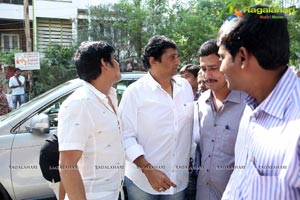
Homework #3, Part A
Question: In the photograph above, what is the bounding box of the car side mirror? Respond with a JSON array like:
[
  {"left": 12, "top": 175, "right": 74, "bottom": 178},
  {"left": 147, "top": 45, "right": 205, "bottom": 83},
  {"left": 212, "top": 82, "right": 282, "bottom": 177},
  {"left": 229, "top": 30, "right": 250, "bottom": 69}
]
[{"left": 25, "top": 113, "right": 50, "bottom": 135}]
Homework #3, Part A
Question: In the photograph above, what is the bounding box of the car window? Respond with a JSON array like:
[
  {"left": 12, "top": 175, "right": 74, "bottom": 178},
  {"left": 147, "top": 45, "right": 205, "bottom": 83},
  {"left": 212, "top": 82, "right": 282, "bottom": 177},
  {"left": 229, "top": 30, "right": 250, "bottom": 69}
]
[
  {"left": 14, "top": 93, "right": 72, "bottom": 134},
  {"left": 0, "top": 80, "right": 79, "bottom": 123},
  {"left": 114, "top": 80, "right": 129, "bottom": 102},
  {"left": 114, "top": 79, "right": 138, "bottom": 102}
]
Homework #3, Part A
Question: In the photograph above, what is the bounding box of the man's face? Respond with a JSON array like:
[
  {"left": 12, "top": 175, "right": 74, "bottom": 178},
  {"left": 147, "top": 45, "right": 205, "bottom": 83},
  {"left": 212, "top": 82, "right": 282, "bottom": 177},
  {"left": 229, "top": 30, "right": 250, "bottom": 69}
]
[
  {"left": 197, "top": 72, "right": 207, "bottom": 93},
  {"left": 199, "top": 54, "right": 227, "bottom": 92},
  {"left": 109, "top": 53, "right": 122, "bottom": 83},
  {"left": 15, "top": 70, "right": 21, "bottom": 76},
  {"left": 154, "top": 48, "right": 180, "bottom": 77},
  {"left": 180, "top": 71, "right": 198, "bottom": 91},
  {"left": 218, "top": 45, "right": 241, "bottom": 90}
]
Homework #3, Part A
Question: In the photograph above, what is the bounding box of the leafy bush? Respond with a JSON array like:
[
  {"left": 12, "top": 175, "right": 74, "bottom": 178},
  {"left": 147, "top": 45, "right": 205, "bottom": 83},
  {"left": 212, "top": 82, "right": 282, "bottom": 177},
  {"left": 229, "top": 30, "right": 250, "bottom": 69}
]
[
  {"left": 32, "top": 44, "right": 78, "bottom": 98},
  {"left": 0, "top": 49, "right": 23, "bottom": 66}
]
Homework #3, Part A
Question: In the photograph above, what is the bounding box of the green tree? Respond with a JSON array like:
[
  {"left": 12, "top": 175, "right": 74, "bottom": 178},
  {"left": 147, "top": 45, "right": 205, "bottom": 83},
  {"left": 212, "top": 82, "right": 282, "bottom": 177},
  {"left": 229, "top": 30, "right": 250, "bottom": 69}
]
[
  {"left": 168, "top": 0, "right": 225, "bottom": 64},
  {"left": 32, "top": 44, "right": 77, "bottom": 98},
  {"left": 85, "top": 0, "right": 299, "bottom": 68},
  {"left": 0, "top": 49, "right": 23, "bottom": 66},
  {"left": 115, "top": 0, "right": 145, "bottom": 59},
  {"left": 288, "top": 7, "right": 300, "bottom": 69}
]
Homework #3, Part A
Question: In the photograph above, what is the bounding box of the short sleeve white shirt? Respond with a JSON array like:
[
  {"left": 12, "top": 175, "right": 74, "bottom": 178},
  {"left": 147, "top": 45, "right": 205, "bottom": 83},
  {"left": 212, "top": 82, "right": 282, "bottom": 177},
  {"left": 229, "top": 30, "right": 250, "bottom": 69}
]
[{"left": 58, "top": 82, "right": 125, "bottom": 200}]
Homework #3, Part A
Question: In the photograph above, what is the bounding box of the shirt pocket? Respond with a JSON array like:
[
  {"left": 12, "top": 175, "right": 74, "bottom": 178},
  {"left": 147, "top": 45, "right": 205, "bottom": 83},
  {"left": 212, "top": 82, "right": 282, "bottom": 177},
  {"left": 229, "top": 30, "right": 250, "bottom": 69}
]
[
  {"left": 178, "top": 102, "right": 194, "bottom": 122},
  {"left": 221, "top": 127, "right": 238, "bottom": 155},
  {"left": 247, "top": 160, "right": 280, "bottom": 200}
]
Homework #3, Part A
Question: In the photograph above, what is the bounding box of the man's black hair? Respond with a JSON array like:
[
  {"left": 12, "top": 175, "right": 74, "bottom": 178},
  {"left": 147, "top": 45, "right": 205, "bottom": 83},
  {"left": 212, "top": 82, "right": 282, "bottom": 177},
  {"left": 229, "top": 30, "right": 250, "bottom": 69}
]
[
  {"left": 198, "top": 39, "right": 219, "bottom": 57},
  {"left": 218, "top": 5, "right": 290, "bottom": 70},
  {"left": 14, "top": 68, "right": 21, "bottom": 72},
  {"left": 74, "top": 41, "right": 115, "bottom": 82},
  {"left": 179, "top": 64, "right": 200, "bottom": 78},
  {"left": 142, "top": 35, "right": 177, "bottom": 69}
]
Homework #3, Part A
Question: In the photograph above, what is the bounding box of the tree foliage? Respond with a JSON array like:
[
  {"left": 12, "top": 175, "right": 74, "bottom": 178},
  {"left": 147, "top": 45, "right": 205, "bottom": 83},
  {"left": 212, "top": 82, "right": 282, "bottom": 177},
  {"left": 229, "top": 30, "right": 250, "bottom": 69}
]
[
  {"left": 288, "top": 7, "right": 300, "bottom": 69},
  {"left": 32, "top": 44, "right": 77, "bottom": 97},
  {"left": 83, "top": 0, "right": 299, "bottom": 69},
  {"left": 0, "top": 49, "right": 23, "bottom": 66}
]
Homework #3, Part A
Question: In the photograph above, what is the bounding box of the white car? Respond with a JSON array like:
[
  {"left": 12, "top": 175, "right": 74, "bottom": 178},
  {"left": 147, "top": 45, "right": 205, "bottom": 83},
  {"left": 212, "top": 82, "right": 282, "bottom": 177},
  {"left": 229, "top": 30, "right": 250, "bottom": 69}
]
[{"left": 0, "top": 72, "right": 145, "bottom": 200}]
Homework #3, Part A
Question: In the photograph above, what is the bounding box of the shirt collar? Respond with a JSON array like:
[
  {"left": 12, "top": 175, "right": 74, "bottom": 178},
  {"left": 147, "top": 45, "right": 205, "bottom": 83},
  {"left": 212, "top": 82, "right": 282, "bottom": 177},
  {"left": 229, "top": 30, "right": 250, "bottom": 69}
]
[
  {"left": 245, "top": 67, "right": 296, "bottom": 120},
  {"left": 203, "top": 89, "right": 243, "bottom": 104},
  {"left": 83, "top": 81, "right": 116, "bottom": 100},
  {"left": 145, "top": 72, "right": 179, "bottom": 91}
]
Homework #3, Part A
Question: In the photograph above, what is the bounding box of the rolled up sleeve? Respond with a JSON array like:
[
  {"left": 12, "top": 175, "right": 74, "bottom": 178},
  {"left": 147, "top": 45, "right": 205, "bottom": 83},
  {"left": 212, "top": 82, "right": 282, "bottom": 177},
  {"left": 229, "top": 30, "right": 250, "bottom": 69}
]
[{"left": 119, "top": 87, "right": 145, "bottom": 162}]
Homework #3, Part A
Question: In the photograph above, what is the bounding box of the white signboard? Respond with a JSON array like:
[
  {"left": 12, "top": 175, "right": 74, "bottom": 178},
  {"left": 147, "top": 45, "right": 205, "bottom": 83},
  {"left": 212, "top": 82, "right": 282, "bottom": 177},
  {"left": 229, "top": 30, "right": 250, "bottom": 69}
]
[{"left": 15, "top": 52, "right": 40, "bottom": 70}]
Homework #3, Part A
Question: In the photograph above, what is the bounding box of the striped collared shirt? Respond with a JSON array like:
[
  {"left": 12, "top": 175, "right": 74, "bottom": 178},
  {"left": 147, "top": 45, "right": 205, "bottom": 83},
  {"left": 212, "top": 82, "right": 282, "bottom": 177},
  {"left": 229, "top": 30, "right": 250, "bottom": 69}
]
[{"left": 222, "top": 67, "right": 300, "bottom": 200}]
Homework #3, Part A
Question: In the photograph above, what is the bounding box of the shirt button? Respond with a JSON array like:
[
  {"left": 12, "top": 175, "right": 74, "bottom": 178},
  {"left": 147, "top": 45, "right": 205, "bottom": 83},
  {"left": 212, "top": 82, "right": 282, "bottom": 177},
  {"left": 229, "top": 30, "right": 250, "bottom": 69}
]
[
  {"left": 214, "top": 124, "right": 217, "bottom": 127},
  {"left": 211, "top": 139, "right": 215, "bottom": 142},
  {"left": 206, "top": 169, "right": 209, "bottom": 172},
  {"left": 208, "top": 155, "right": 211, "bottom": 157}
]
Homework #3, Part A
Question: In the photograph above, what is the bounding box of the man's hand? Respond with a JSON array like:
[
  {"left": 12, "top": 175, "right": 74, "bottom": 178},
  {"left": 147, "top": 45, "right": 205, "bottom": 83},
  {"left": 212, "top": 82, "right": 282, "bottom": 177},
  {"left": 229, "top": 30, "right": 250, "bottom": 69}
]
[
  {"left": 133, "top": 155, "right": 177, "bottom": 192},
  {"left": 143, "top": 166, "right": 177, "bottom": 192}
]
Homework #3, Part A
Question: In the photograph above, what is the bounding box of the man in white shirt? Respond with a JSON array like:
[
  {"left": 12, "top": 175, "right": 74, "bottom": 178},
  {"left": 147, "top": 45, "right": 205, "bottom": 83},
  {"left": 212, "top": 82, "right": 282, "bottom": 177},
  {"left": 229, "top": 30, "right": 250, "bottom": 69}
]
[
  {"left": 119, "top": 35, "right": 194, "bottom": 200},
  {"left": 9, "top": 68, "right": 27, "bottom": 109},
  {"left": 58, "top": 41, "right": 125, "bottom": 200}
]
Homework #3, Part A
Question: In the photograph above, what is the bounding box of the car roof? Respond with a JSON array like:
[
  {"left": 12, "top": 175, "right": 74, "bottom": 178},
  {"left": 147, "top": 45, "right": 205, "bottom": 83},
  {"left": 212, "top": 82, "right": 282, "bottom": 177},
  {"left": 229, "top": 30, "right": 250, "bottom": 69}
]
[{"left": 121, "top": 71, "right": 147, "bottom": 80}]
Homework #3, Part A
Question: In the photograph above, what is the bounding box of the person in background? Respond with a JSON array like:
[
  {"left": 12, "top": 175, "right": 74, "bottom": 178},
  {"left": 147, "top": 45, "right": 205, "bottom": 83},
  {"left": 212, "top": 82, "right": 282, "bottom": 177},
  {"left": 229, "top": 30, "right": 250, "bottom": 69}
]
[
  {"left": 197, "top": 70, "right": 208, "bottom": 94},
  {"left": 179, "top": 64, "right": 200, "bottom": 200},
  {"left": 186, "top": 67, "right": 209, "bottom": 200},
  {"left": 9, "top": 68, "right": 27, "bottom": 109},
  {"left": 0, "top": 83, "right": 11, "bottom": 116},
  {"left": 296, "top": 70, "right": 300, "bottom": 78},
  {"left": 217, "top": 5, "right": 300, "bottom": 199},
  {"left": 179, "top": 64, "right": 200, "bottom": 100},
  {"left": 195, "top": 39, "right": 246, "bottom": 200},
  {"left": 119, "top": 35, "right": 194, "bottom": 200},
  {"left": 58, "top": 41, "right": 125, "bottom": 200}
]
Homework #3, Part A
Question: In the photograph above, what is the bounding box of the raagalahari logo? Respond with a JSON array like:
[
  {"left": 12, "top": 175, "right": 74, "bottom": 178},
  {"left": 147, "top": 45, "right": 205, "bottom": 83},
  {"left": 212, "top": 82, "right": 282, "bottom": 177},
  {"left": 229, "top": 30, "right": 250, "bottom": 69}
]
[
  {"left": 229, "top": 6, "right": 297, "bottom": 18},
  {"left": 228, "top": 6, "right": 244, "bottom": 17}
]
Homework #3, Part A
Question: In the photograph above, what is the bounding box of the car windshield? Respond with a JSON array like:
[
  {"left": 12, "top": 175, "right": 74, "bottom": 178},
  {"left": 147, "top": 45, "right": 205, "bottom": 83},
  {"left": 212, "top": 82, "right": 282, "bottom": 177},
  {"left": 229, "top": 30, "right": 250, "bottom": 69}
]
[{"left": 0, "top": 81, "right": 76, "bottom": 122}]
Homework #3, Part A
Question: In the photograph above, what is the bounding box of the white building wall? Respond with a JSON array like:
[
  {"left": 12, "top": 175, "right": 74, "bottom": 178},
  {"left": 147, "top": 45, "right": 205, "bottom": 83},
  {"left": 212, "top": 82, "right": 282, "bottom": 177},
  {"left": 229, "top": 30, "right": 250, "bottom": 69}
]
[
  {"left": 32, "top": 0, "right": 79, "bottom": 51},
  {"left": 0, "top": 0, "right": 113, "bottom": 51},
  {"left": 0, "top": 4, "right": 33, "bottom": 20},
  {"left": 34, "top": 1, "right": 77, "bottom": 19}
]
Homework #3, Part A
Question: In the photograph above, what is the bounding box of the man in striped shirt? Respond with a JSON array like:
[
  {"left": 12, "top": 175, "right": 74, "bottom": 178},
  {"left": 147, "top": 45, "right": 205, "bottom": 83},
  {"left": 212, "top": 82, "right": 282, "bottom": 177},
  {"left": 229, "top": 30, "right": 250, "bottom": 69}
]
[{"left": 217, "top": 5, "right": 300, "bottom": 200}]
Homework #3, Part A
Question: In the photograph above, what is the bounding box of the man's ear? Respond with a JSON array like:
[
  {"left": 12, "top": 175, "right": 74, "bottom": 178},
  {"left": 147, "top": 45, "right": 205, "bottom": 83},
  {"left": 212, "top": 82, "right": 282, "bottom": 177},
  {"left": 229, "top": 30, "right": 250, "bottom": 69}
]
[
  {"left": 239, "top": 47, "right": 249, "bottom": 69},
  {"left": 149, "top": 57, "right": 156, "bottom": 66},
  {"left": 100, "top": 58, "right": 109, "bottom": 71}
]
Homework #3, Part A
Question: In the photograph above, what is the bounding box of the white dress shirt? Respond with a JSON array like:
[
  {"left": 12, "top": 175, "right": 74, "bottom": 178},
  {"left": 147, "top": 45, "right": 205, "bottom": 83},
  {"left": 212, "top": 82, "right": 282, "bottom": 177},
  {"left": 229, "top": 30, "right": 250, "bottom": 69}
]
[
  {"left": 119, "top": 73, "right": 194, "bottom": 195},
  {"left": 58, "top": 82, "right": 125, "bottom": 200}
]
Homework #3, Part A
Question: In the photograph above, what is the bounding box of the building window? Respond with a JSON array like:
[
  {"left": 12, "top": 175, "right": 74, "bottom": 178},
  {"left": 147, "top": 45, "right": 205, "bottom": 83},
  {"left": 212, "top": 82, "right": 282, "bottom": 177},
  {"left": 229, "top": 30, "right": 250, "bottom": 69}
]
[
  {"left": 1, "top": 0, "right": 32, "bottom": 5},
  {"left": 1, "top": 34, "right": 19, "bottom": 51}
]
